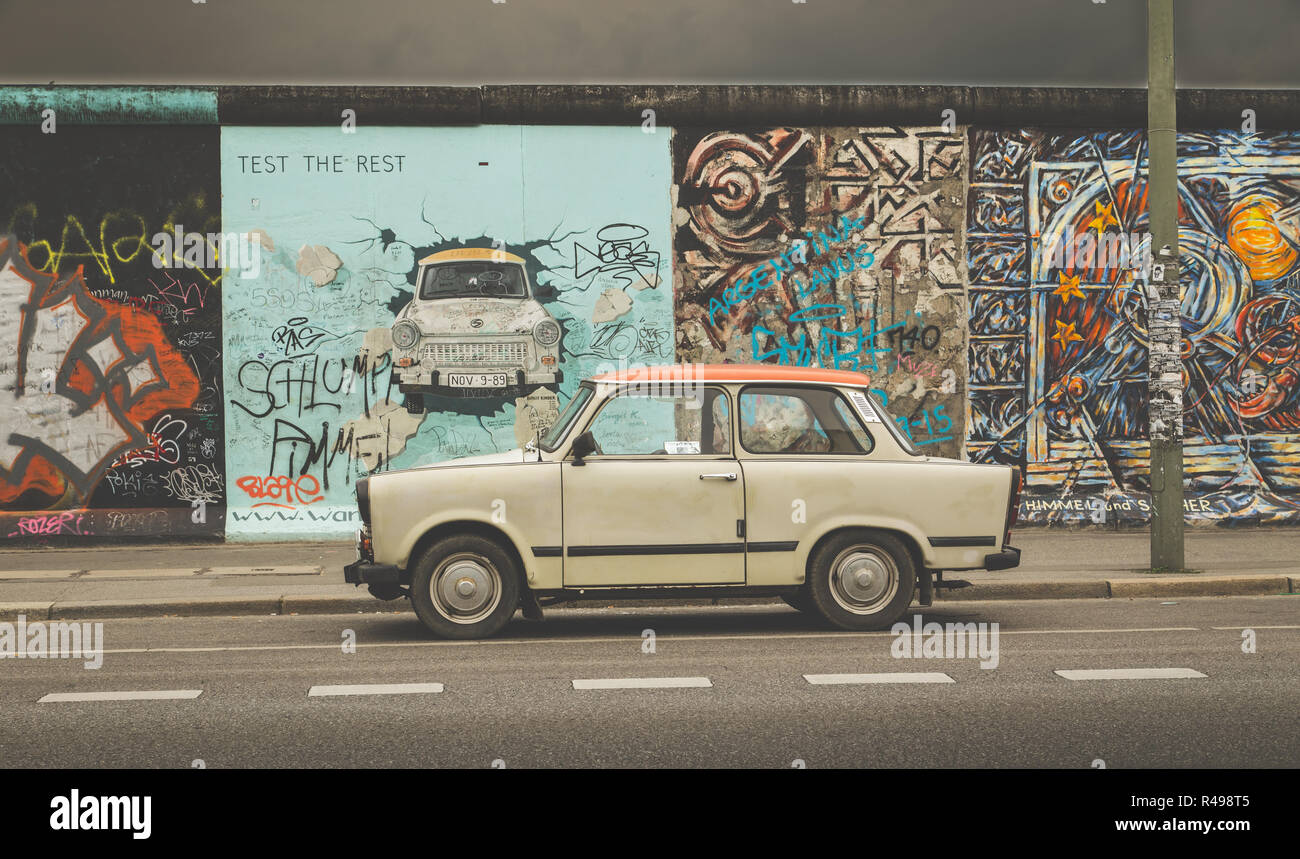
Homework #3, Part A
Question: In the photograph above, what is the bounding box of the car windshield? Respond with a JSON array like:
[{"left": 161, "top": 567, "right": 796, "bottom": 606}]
[
  {"left": 539, "top": 385, "right": 594, "bottom": 451},
  {"left": 419, "top": 262, "right": 528, "bottom": 299}
]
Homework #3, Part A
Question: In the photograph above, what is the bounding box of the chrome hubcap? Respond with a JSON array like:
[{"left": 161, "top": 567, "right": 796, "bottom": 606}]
[
  {"left": 431, "top": 553, "right": 501, "bottom": 624},
  {"left": 829, "top": 547, "right": 898, "bottom": 615}
]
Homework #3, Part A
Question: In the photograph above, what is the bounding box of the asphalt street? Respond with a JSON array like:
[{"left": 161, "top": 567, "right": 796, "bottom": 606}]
[{"left": 1, "top": 595, "right": 1295, "bottom": 768}]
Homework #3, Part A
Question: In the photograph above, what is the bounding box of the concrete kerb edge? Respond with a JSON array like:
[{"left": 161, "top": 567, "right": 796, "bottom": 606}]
[{"left": 1, "top": 576, "right": 1292, "bottom": 622}]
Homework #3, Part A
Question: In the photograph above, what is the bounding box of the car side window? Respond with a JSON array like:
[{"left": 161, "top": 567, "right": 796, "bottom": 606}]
[
  {"left": 584, "top": 387, "right": 732, "bottom": 456},
  {"left": 831, "top": 396, "right": 876, "bottom": 454},
  {"left": 739, "top": 386, "right": 873, "bottom": 455}
]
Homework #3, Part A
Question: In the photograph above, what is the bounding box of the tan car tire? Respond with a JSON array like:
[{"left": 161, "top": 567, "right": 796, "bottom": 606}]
[
  {"left": 410, "top": 534, "right": 520, "bottom": 639},
  {"left": 806, "top": 530, "right": 916, "bottom": 630}
]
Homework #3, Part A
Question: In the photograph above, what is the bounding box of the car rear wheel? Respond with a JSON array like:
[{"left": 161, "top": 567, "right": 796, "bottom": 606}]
[
  {"left": 410, "top": 534, "right": 520, "bottom": 639},
  {"left": 806, "top": 530, "right": 915, "bottom": 630}
]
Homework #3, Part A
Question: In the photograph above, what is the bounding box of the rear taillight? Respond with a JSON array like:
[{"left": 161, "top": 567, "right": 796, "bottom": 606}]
[{"left": 1004, "top": 466, "right": 1021, "bottom": 545}]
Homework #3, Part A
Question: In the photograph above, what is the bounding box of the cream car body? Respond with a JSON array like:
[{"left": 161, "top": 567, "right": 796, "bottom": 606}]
[{"left": 347, "top": 364, "right": 1022, "bottom": 638}]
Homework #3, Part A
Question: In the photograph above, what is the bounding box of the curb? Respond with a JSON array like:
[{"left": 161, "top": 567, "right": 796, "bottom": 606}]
[
  {"left": 1106, "top": 574, "right": 1293, "bottom": 598},
  {"left": 50, "top": 596, "right": 283, "bottom": 621},
  {"left": 936, "top": 581, "right": 1110, "bottom": 601},
  {"left": 0, "top": 576, "right": 1293, "bottom": 622}
]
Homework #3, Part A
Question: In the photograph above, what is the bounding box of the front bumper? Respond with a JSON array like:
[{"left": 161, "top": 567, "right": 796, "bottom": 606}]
[
  {"left": 983, "top": 545, "right": 1021, "bottom": 571},
  {"left": 343, "top": 560, "right": 402, "bottom": 585}
]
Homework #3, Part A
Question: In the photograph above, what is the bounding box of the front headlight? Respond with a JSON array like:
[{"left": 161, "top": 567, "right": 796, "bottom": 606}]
[
  {"left": 392, "top": 320, "right": 420, "bottom": 350},
  {"left": 533, "top": 319, "right": 560, "bottom": 346}
]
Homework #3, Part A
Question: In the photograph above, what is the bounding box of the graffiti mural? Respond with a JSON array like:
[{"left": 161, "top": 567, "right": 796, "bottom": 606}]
[
  {"left": 967, "top": 129, "right": 1300, "bottom": 524},
  {"left": 0, "top": 127, "right": 224, "bottom": 539},
  {"left": 222, "top": 126, "right": 671, "bottom": 538},
  {"left": 672, "top": 126, "right": 967, "bottom": 454}
]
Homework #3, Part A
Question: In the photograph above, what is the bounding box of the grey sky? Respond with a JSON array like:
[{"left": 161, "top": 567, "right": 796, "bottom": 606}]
[{"left": 0, "top": 0, "right": 1295, "bottom": 88}]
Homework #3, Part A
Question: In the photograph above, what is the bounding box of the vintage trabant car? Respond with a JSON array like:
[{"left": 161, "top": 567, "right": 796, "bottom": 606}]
[
  {"left": 390, "top": 247, "right": 563, "bottom": 410},
  {"left": 346, "top": 364, "right": 1022, "bottom": 639}
]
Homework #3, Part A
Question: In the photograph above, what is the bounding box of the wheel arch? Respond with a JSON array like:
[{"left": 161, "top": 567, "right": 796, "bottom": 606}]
[
  {"left": 403, "top": 518, "right": 530, "bottom": 589},
  {"left": 802, "top": 524, "right": 927, "bottom": 585}
]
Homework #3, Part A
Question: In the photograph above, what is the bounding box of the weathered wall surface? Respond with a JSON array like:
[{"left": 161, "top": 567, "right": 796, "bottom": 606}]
[
  {"left": 672, "top": 126, "right": 966, "bottom": 456},
  {"left": 2, "top": 85, "right": 1299, "bottom": 540},
  {"left": 0, "top": 125, "right": 226, "bottom": 540},
  {"left": 220, "top": 126, "right": 671, "bottom": 538},
  {"left": 967, "top": 129, "right": 1300, "bottom": 525}
]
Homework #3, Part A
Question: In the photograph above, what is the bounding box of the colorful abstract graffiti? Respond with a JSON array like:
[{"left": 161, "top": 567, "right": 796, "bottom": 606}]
[
  {"left": 967, "top": 129, "right": 1300, "bottom": 523},
  {"left": 0, "top": 237, "right": 206, "bottom": 535},
  {"left": 0, "top": 127, "right": 224, "bottom": 540},
  {"left": 672, "top": 126, "right": 967, "bottom": 454}
]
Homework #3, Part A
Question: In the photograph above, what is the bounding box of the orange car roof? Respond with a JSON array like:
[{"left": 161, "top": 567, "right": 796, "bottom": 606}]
[
  {"left": 590, "top": 363, "right": 874, "bottom": 386},
  {"left": 418, "top": 247, "right": 526, "bottom": 265}
]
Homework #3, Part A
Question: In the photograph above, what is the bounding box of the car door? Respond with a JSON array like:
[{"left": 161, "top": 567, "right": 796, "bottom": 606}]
[
  {"left": 562, "top": 385, "right": 745, "bottom": 586},
  {"left": 736, "top": 384, "right": 882, "bottom": 586}
]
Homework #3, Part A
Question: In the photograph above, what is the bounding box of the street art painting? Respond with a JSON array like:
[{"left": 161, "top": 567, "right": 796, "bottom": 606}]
[
  {"left": 0, "top": 127, "right": 224, "bottom": 540},
  {"left": 967, "top": 129, "right": 1300, "bottom": 524},
  {"left": 672, "top": 126, "right": 966, "bottom": 456},
  {"left": 221, "top": 125, "right": 671, "bottom": 538}
]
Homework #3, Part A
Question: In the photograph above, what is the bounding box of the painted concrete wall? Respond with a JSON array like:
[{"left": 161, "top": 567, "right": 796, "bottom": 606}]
[
  {"left": 0, "top": 125, "right": 225, "bottom": 540},
  {"left": 3, "top": 85, "right": 1299, "bottom": 540},
  {"left": 671, "top": 126, "right": 966, "bottom": 457},
  {"left": 966, "top": 129, "right": 1300, "bottom": 525},
  {"left": 220, "top": 126, "right": 671, "bottom": 538}
]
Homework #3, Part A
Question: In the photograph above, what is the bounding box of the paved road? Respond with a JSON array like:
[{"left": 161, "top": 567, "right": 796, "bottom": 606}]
[{"left": 1, "top": 596, "right": 1295, "bottom": 768}]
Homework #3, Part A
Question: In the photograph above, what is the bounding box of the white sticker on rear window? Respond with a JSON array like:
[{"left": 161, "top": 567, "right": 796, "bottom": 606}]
[
  {"left": 848, "top": 391, "right": 882, "bottom": 423},
  {"left": 664, "top": 440, "right": 701, "bottom": 455}
]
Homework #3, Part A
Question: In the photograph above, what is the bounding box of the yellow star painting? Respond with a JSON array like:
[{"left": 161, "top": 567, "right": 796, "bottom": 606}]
[
  {"left": 1053, "top": 271, "right": 1085, "bottom": 304},
  {"left": 1086, "top": 201, "right": 1119, "bottom": 237},
  {"left": 1052, "top": 319, "right": 1084, "bottom": 348}
]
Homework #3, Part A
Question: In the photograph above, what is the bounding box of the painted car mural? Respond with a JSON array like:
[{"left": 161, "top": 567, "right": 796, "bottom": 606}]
[{"left": 390, "top": 248, "right": 563, "bottom": 410}]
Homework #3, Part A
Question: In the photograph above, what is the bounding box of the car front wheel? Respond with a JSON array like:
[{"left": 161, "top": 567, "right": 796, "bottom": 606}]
[
  {"left": 410, "top": 534, "right": 520, "bottom": 639},
  {"left": 806, "top": 530, "right": 915, "bottom": 630}
]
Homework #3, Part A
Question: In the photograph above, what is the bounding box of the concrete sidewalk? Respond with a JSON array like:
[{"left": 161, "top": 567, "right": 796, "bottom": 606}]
[{"left": 0, "top": 529, "right": 1295, "bottom": 621}]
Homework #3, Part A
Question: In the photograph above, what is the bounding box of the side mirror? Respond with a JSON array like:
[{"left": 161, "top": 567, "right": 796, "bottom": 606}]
[{"left": 570, "top": 431, "right": 596, "bottom": 466}]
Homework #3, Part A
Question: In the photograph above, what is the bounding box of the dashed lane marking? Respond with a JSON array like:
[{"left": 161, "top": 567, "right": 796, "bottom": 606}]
[
  {"left": 38, "top": 690, "right": 203, "bottom": 703},
  {"left": 572, "top": 677, "right": 713, "bottom": 690},
  {"left": 1054, "top": 668, "right": 1207, "bottom": 681},
  {"left": 804, "top": 672, "right": 955, "bottom": 685},
  {"left": 308, "top": 683, "right": 444, "bottom": 697}
]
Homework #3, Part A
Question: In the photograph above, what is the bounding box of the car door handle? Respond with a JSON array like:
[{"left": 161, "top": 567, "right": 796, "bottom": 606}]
[{"left": 699, "top": 472, "right": 737, "bottom": 481}]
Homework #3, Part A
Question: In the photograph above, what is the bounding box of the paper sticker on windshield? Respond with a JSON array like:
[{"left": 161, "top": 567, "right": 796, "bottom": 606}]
[
  {"left": 664, "top": 440, "right": 700, "bottom": 455},
  {"left": 848, "top": 391, "right": 882, "bottom": 423}
]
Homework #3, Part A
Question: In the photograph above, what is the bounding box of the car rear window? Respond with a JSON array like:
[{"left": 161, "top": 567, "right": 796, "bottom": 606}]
[{"left": 738, "top": 386, "right": 874, "bottom": 455}]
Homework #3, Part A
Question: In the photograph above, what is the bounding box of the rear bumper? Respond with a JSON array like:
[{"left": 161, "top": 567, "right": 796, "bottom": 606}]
[
  {"left": 343, "top": 561, "right": 402, "bottom": 585},
  {"left": 983, "top": 545, "right": 1021, "bottom": 571}
]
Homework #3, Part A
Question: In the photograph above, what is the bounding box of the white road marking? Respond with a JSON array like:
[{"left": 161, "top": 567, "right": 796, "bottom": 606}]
[
  {"left": 308, "top": 682, "right": 444, "bottom": 697},
  {"left": 38, "top": 690, "right": 203, "bottom": 703},
  {"left": 1054, "top": 668, "right": 1207, "bottom": 680},
  {"left": 1210, "top": 625, "right": 1300, "bottom": 630},
  {"left": 82, "top": 568, "right": 200, "bottom": 578},
  {"left": 804, "top": 672, "right": 955, "bottom": 685},
  {"left": 573, "top": 677, "right": 713, "bottom": 690},
  {"left": 78, "top": 626, "right": 1210, "bottom": 657},
  {"left": 1001, "top": 627, "right": 1200, "bottom": 634}
]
